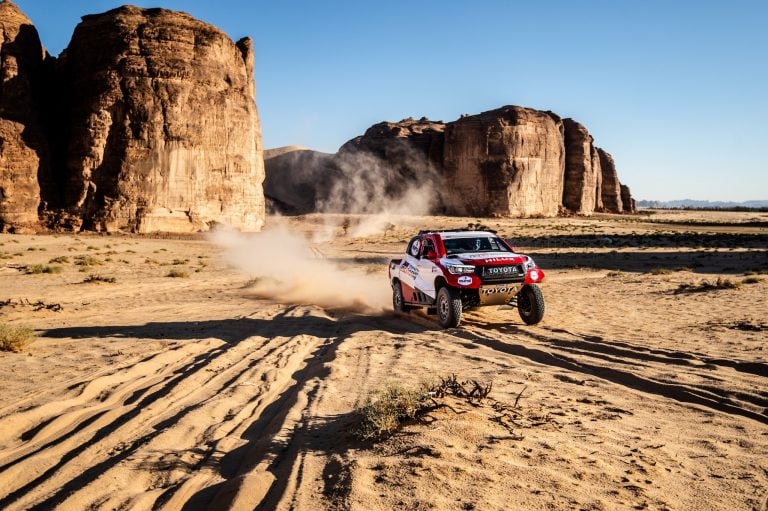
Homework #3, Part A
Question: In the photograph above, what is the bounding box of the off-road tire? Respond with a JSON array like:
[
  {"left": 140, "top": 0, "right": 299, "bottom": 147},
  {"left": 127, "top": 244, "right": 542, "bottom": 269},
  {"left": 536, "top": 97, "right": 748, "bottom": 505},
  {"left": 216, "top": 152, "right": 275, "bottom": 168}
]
[
  {"left": 517, "top": 284, "right": 545, "bottom": 325},
  {"left": 392, "top": 281, "right": 413, "bottom": 313},
  {"left": 437, "top": 286, "right": 462, "bottom": 328}
]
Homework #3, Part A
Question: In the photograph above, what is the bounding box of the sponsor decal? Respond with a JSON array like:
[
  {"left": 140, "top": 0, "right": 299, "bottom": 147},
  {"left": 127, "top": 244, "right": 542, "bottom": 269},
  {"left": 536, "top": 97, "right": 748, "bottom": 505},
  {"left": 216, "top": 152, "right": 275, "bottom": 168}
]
[
  {"left": 400, "top": 261, "right": 419, "bottom": 279},
  {"left": 457, "top": 276, "right": 472, "bottom": 286},
  {"left": 483, "top": 257, "right": 518, "bottom": 263},
  {"left": 481, "top": 284, "right": 518, "bottom": 295},
  {"left": 485, "top": 265, "right": 519, "bottom": 275},
  {"left": 410, "top": 239, "right": 421, "bottom": 256}
]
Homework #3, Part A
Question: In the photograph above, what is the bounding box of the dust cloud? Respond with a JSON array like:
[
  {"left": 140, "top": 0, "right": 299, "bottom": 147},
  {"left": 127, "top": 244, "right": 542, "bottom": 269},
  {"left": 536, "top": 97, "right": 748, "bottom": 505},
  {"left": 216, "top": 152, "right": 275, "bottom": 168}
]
[
  {"left": 212, "top": 145, "right": 441, "bottom": 311},
  {"left": 313, "top": 147, "right": 442, "bottom": 240},
  {"left": 210, "top": 223, "right": 391, "bottom": 312}
]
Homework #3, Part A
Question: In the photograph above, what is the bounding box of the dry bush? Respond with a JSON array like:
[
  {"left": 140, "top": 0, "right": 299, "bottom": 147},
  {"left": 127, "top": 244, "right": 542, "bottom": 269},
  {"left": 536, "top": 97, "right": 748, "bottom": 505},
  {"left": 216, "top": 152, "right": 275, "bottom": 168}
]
[
  {"left": 25, "top": 264, "right": 63, "bottom": 274},
  {"left": 356, "top": 375, "right": 493, "bottom": 441},
  {"left": 49, "top": 256, "right": 69, "bottom": 264},
  {"left": 82, "top": 274, "right": 117, "bottom": 284},
  {"left": 0, "top": 324, "right": 34, "bottom": 352},
  {"left": 675, "top": 277, "right": 741, "bottom": 294},
  {"left": 356, "top": 383, "right": 431, "bottom": 440},
  {"left": 742, "top": 276, "right": 763, "bottom": 285},
  {"left": 166, "top": 269, "right": 189, "bottom": 278},
  {"left": 650, "top": 268, "right": 673, "bottom": 275},
  {"left": 75, "top": 255, "right": 101, "bottom": 267}
]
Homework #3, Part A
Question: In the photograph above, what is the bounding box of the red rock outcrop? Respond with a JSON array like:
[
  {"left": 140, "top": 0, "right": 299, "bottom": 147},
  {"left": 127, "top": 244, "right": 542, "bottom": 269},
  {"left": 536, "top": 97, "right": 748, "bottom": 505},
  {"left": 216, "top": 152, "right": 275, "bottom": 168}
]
[
  {"left": 0, "top": 0, "right": 48, "bottom": 232},
  {"left": 562, "top": 118, "right": 601, "bottom": 215},
  {"left": 339, "top": 117, "right": 445, "bottom": 171},
  {"left": 620, "top": 184, "right": 636, "bottom": 213},
  {"left": 57, "top": 6, "right": 265, "bottom": 232},
  {"left": 597, "top": 148, "right": 623, "bottom": 213},
  {"left": 442, "top": 106, "right": 565, "bottom": 217}
]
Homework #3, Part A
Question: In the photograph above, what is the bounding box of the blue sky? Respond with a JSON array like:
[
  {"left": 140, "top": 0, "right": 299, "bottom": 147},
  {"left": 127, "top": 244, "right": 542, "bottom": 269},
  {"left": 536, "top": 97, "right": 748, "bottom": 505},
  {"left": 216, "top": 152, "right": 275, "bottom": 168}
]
[{"left": 13, "top": 0, "right": 768, "bottom": 201}]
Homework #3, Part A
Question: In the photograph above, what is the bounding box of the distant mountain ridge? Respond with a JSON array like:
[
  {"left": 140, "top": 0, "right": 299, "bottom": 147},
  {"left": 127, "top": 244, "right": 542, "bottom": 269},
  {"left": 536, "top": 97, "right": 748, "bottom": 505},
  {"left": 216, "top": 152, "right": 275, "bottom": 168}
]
[{"left": 638, "top": 199, "right": 768, "bottom": 209}]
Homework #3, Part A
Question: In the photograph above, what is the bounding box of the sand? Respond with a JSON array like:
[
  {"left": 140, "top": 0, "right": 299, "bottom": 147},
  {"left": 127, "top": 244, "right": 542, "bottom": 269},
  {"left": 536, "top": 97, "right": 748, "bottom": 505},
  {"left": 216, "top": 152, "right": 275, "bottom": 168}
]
[{"left": 0, "top": 210, "right": 766, "bottom": 510}]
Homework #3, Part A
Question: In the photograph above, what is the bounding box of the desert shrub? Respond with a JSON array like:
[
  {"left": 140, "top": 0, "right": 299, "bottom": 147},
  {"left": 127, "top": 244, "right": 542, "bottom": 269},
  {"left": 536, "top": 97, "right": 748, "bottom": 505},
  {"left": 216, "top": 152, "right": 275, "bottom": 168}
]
[
  {"left": 75, "top": 255, "right": 101, "bottom": 267},
  {"left": 0, "top": 252, "right": 13, "bottom": 260},
  {"left": 675, "top": 277, "right": 741, "bottom": 294},
  {"left": 606, "top": 271, "right": 623, "bottom": 277},
  {"left": 166, "top": 269, "right": 189, "bottom": 278},
  {"left": 742, "top": 276, "right": 763, "bottom": 285},
  {"left": 25, "top": 264, "right": 63, "bottom": 274},
  {"left": 172, "top": 258, "right": 189, "bottom": 265},
  {"left": 49, "top": 256, "right": 69, "bottom": 264},
  {"left": 0, "top": 324, "right": 34, "bottom": 352},
  {"left": 82, "top": 274, "right": 116, "bottom": 284},
  {"left": 650, "top": 268, "right": 673, "bottom": 275},
  {"left": 356, "top": 383, "right": 431, "bottom": 440}
]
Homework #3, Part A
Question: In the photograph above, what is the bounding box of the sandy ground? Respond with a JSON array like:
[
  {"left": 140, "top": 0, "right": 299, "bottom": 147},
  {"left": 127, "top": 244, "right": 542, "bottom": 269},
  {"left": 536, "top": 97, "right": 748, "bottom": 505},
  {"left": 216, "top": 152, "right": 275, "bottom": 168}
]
[{"left": 0, "top": 210, "right": 767, "bottom": 510}]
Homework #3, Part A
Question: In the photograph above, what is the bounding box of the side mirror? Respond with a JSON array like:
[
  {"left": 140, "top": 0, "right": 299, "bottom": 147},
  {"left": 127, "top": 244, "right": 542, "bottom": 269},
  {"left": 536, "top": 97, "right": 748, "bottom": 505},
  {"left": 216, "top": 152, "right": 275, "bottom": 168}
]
[{"left": 425, "top": 250, "right": 437, "bottom": 259}]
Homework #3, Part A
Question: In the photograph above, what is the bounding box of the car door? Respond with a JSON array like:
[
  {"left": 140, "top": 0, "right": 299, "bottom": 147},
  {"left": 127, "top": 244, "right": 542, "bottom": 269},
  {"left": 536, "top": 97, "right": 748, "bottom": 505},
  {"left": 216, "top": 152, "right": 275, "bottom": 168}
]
[
  {"left": 416, "top": 236, "right": 438, "bottom": 298},
  {"left": 398, "top": 236, "right": 421, "bottom": 297}
]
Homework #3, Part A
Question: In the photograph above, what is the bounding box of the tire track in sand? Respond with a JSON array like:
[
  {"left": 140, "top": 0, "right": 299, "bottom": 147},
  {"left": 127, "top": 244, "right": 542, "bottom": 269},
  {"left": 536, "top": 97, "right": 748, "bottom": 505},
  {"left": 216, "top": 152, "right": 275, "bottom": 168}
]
[{"left": 0, "top": 306, "right": 342, "bottom": 511}]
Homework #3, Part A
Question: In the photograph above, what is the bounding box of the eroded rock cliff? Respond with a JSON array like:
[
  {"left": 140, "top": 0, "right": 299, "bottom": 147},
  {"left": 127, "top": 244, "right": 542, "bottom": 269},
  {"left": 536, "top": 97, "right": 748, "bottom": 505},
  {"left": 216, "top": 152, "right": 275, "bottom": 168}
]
[
  {"left": 56, "top": 6, "right": 264, "bottom": 232},
  {"left": 0, "top": 0, "right": 48, "bottom": 232},
  {"left": 597, "top": 148, "right": 623, "bottom": 213},
  {"left": 443, "top": 106, "right": 565, "bottom": 217},
  {"left": 562, "top": 118, "right": 601, "bottom": 215},
  {"left": 309, "top": 106, "right": 634, "bottom": 218},
  {"left": 621, "top": 184, "right": 636, "bottom": 213}
]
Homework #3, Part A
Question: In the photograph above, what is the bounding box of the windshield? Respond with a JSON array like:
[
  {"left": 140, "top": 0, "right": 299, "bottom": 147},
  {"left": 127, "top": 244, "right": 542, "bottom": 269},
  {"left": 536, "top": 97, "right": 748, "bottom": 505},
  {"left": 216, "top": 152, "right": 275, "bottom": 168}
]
[{"left": 443, "top": 236, "right": 511, "bottom": 255}]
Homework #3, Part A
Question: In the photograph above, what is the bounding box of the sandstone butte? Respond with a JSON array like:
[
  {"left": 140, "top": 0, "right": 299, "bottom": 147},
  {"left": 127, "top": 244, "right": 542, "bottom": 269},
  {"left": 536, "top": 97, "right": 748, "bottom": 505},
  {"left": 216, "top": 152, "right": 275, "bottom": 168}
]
[
  {"left": 0, "top": 1, "right": 265, "bottom": 233},
  {"left": 265, "top": 106, "right": 636, "bottom": 218}
]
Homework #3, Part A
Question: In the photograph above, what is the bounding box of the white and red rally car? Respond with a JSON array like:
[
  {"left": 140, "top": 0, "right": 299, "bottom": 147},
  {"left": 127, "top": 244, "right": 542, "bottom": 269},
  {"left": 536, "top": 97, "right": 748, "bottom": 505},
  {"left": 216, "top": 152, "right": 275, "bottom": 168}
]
[{"left": 389, "top": 229, "right": 545, "bottom": 328}]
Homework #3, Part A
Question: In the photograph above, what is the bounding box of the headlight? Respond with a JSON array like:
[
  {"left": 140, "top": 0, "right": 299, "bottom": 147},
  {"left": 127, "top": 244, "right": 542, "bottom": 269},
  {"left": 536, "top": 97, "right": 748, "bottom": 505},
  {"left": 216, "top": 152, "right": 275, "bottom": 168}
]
[
  {"left": 523, "top": 256, "right": 536, "bottom": 271},
  {"left": 447, "top": 264, "right": 475, "bottom": 274}
]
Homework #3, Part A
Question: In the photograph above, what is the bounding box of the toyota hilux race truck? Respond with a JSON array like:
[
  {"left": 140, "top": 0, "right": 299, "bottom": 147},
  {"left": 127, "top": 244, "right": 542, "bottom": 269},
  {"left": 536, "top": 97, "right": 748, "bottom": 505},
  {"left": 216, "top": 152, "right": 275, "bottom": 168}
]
[{"left": 389, "top": 229, "right": 545, "bottom": 328}]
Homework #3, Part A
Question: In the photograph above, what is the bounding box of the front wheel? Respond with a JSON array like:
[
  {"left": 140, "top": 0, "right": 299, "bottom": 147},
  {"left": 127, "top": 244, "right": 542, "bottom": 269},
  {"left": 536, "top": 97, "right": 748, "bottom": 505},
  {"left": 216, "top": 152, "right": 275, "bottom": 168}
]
[
  {"left": 436, "top": 286, "right": 462, "bottom": 328},
  {"left": 517, "top": 284, "right": 545, "bottom": 325}
]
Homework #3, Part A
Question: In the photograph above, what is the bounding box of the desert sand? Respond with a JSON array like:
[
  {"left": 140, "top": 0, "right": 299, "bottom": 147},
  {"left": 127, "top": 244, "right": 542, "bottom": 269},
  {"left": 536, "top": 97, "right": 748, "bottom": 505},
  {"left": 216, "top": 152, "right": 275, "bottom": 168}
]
[{"left": 0, "top": 210, "right": 766, "bottom": 510}]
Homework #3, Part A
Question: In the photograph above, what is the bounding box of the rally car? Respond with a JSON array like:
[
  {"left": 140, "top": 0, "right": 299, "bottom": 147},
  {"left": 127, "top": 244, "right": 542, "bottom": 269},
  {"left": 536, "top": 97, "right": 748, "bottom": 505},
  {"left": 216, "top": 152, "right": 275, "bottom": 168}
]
[{"left": 388, "top": 229, "right": 545, "bottom": 328}]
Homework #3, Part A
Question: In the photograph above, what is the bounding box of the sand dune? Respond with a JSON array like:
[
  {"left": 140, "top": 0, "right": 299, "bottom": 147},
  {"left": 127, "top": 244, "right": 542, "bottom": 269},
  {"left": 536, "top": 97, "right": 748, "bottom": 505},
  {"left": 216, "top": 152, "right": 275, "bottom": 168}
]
[{"left": 0, "top": 211, "right": 766, "bottom": 510}]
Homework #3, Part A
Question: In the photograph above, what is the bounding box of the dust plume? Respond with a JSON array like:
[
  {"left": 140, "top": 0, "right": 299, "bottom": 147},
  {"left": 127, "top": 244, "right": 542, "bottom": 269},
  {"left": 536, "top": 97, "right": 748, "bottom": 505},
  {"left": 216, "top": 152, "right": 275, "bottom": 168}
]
[
  {"left": 210, "top": 223, "right": 390, "bottom": 312},
  {"left": 313, "top": 146, "right": 443, "bottom": 240}
]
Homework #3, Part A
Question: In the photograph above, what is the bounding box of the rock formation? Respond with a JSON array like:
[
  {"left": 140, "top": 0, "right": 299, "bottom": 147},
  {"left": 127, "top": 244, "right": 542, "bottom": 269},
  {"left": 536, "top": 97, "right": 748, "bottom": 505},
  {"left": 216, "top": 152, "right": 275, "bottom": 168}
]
[
  {"left": 278, "top": 105, "right": 636, "bottom": 218},
  {"left": 56, "top": 6, "right": 264, "bottom": 232},
  {"left": 620, "top": 184, "right": 636, "bottom": 213},
  {"left": 0, "top": 0, "right": 48, "bottom": 232},
  {"left": 0, "top": 3, "right": 265, "bottom": 233},
  {"left": 442, "top": 106, "right": 565, "bottom": 217},
  {"left": 597, "top": 148, "right": 623, "bottom": 213},
  {"left": 339, "top": 117, "right": 445, "bottom": 173},
  {"left": 562, "top": 118, "right": 601, "bottom": 215}
]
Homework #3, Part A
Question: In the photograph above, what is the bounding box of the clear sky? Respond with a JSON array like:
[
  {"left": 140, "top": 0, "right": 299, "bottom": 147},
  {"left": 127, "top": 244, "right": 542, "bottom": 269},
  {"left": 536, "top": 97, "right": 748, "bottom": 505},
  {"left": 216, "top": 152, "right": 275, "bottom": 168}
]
[{"left": 12, "top": 0, "right": 768, "bottom": 201}]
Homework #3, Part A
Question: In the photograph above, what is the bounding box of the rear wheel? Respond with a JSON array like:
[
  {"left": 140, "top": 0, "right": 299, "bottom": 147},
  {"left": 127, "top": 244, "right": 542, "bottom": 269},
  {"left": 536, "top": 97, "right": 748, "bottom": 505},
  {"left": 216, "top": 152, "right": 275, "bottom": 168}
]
[
  {"left": 392, "top": 281, "right": 413, "bottom": 312},
  {"left": 436, "top": 286, "right": 462, "bottom": 328},
  {"left": 517, "top": 284, "right": 545, "bottom": 325}
]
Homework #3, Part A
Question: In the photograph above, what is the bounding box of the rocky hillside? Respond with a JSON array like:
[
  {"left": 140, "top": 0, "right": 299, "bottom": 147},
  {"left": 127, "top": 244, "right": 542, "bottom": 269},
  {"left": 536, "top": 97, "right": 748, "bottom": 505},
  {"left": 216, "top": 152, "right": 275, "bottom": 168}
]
[
  {"left": 266, "top": 107, "right": 636, "bottom": 217},
  {"left": 0, "top": 0, "right": 49, "bottom": 232},
  {"left": 0, "top": 1, "right": 265, "bottom": 233}
]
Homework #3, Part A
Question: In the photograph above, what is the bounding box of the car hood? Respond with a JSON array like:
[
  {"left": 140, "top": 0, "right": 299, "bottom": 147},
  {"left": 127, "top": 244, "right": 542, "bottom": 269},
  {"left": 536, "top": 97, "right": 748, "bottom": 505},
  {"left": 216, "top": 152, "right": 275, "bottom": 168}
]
[{"left": 442, "top": 252, "right": 527, "bottom": 265}]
